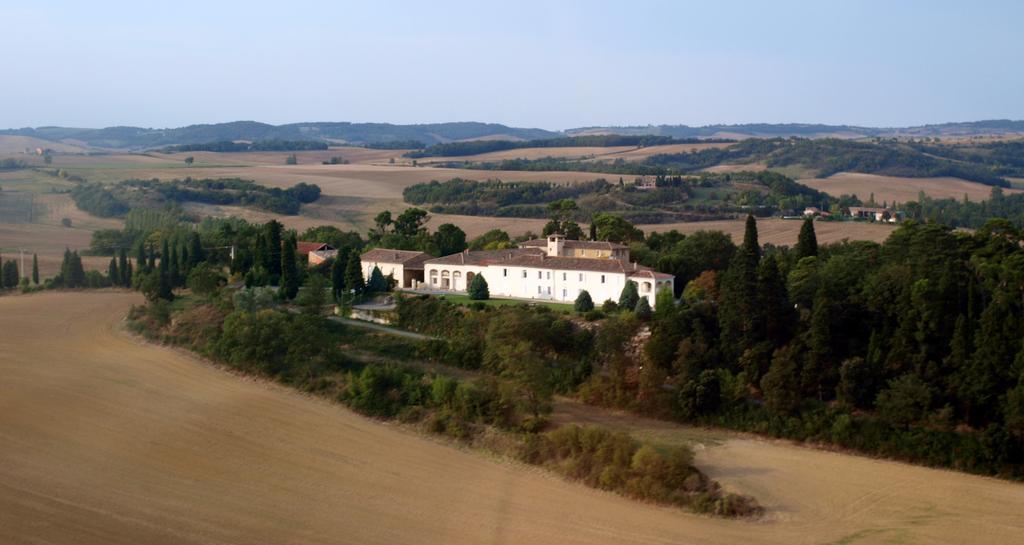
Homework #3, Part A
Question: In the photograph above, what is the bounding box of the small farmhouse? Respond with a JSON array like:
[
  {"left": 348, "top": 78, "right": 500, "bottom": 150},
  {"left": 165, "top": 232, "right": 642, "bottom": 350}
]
[
  {"left": 848, "top": 206, "right": 897, "bottom": 223},
  {"left": 297, "top": 241, "right": 337, "bottom": 265},
  {"left": 359, "top": 248, "right": 433, "bottom": 289},
  {"left": 360, "top": 234, "right": 674, "bottom": 308}
]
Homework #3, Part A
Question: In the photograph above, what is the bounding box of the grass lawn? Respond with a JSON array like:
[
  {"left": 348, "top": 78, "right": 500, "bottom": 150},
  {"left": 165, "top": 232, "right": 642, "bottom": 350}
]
[{"left": 433, "top": 293, "right": 574, "bottom": 311}]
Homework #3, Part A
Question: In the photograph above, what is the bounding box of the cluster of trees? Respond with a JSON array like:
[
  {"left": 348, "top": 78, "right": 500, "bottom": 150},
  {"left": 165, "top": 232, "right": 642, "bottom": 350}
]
[
  {"left": 895, "top": 187, "right": 1024, "bottom": 229},
  {"left": 0, "top": 159, "right": 27, "bottom": 170},
  {"left": 161, "top": 140, "right": 329, "bottom": 153},
  {"left": 586, "top": 216, "right": 1024, "bottom": 477},
  {"left": 404, "top": 135, "right": 726, "bottom": 158},
  {"left": 0, "top": 253, "right": 29, "bottom": 289},
  {"left": 72, "top": 178, "right": 321, "bottom": 218},
  {"left": 523, "top": 425, "right": 760, "bottom": 517},
  {"left": 362, "top": 139, "right": 426, "bottom": 150},
  {"left": 404, "top": 172, "right": 830, "bottom": 223},
  {"left": 365, "top": 207, "right": 469, "bottom": 257},
  {"left": 438, "top": 137, "right": 1016, "bottom": 187}
]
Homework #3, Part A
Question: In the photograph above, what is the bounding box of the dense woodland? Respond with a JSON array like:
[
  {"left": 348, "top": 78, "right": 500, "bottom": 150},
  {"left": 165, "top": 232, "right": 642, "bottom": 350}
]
[
  {"left": 71, "top": 177, "right": 321, "bottom": 218},
  {"left": 403, "top": 171, "right": 831, "bottom": 222},
  {"left": 160, "top": 140, "right": 329, "bottom": 153},
  {"left": 442, "top": 137, "right": 1018, "bottom": 187},
  {"left": 404, "top": 135, "right": 730, "bottom": 158}
]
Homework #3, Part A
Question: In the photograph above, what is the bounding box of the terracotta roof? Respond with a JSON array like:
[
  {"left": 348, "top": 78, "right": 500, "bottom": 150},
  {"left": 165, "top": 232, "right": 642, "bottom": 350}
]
[
  {"left": 630, "top": 269, "right": 674, "bottom": 281},
  {"left": 502, "top": 254, "right": 652, "bottom": 274},
  {"left": 519, "top": 238, "right": 628, "bottom": 250},
  {"left": 425, "top": 248, "right": 544, "bottom": 266},
  {"left": 360, "top": 248, "right": 433, "bottom": 269},
  {"left": 297, "top": 241, "right": 333, "bottom": 255}
]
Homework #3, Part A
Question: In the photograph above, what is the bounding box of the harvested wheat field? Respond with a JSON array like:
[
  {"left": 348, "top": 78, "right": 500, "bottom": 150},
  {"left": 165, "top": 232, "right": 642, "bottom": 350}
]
[
  {"left": 645, "top": 217, "right": 897, "bottom": 245},
  {"left": 798, "top": 172, "right": 1022, "bottom": 203},
  {"left": 2, "top": 291, "right": 1023, "bottom": 545}
]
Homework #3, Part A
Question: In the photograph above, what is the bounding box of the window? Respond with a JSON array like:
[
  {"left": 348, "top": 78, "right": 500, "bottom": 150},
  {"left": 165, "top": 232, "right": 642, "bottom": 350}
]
[
  {"left": 503, "top": 268, "right": 507, "bottom": 277},
  {"left": 579, "top": 273, "right": 583, "bottom": 281},
  {"left": 537, "top": 286, "right": 542, "bottom": 294},
  {"left": 601, "top": 275, "right": 605, "bottom": 284},
  {"left": 546, "top": 286, "right": 551, "bottom": 295},
  {"left": 522, "top": 270, "right": 527, "bottom": 278},
  {"left": 562, "top": 288, "right": 567, "bottom": 298},
  {"left": 562, "top": 272, "right": 566, "bottom": 281},
  {"left": 546, "top": 271, "right": 550, "bottom": 280},
  {"left": 537, "top": 271, "right": 542, "bottom": 279}
]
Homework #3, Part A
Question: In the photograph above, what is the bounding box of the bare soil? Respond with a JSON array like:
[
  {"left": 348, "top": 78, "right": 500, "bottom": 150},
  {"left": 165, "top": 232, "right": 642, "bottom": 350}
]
[{"left": 798, "top": 172, "right": 1022, "bottom": 204}]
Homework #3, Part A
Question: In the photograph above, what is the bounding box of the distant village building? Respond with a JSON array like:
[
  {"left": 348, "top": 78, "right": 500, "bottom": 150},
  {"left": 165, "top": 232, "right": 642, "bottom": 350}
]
[
  {"left": 297, "top": 241, "right": 337, "bottom": 265},
  {"left": 363, "top": 234, "right": 674, "bottom": 308},
  {"left": 848, "top": 206, "right": 897, "bottom": 223},
  {"left": 803, "top": 206, "right": 824, "bottom": 217},
  {"left": 635, "top": 179, "right": 657, "bottom": 190},
  {"left": 359, "top": 248, "right": 433, "bottom": 289}
]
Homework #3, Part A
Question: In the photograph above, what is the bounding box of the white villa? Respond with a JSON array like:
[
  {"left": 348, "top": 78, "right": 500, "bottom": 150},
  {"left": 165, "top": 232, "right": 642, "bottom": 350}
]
[
  {"left": 362, "top": 234, "right": 673, "bottom": 308},
  {"left": 359, "top": 248, "right": 433, "bottom": 289}
]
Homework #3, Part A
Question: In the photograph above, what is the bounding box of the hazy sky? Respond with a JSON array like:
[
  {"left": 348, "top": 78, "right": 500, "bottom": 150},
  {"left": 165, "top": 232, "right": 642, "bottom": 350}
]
[{"left": 3, "top": 1, "right": 1022, "bottom": 130}]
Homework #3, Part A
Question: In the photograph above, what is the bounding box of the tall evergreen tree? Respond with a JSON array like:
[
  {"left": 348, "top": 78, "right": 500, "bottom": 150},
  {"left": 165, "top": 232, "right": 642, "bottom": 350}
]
[
  {"left": 366, "top": 265, "right": 389, "bottom": 293},
  {"left": 188, "top": 232, "right": 204, "bottom": 268},
  {"left": 344, "top": 252, "right": 365, "bottom": 295},
  {"left": 796, "top": 218, "right": 818, "bottom": 259},
  {"left": 468, "top": 273, "right": 489, "bottom": 300},
  {"left": 147, "top": 244, "right": 157, "bottom": 271},
  {"left": 118, "top": 249, "right": 129, "bottom": 286},
  {"left": 280, "top": 233, "right": 299, "bottom": 299},
  {"left": 265, "top": 220, "right": 283, "bottom": 282},
  {"left": 758, "top": 254, "right": 792, "bottom": 345},
  {"left": 108, "top": 257, "right": 119, "bottom": 286},
  {"left": 168, "top": 245, "right": 181, "bottom": 287},
  {"left": 718, "top": 215, "right": 763, "bottom": 362},
  {"left": 31, "top": 253, "right": 39, "bottom": 285},
  {"left": 803, "top": 287, "right": 836, "bottom": 400},
  {"left": 330, "top": 256, "right": 345, "bottom": 302},
  {"left": 618, "top": 280, "right": 639, "bottom": 310},
  {"left": 136, "top": 243, "right": 148, "bottom": 273}
]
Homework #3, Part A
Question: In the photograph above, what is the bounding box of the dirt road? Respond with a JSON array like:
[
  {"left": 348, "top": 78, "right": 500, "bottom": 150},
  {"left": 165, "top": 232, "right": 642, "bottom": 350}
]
[{"left": 1, "top": 291, "right": 1022, "bottom": 544}]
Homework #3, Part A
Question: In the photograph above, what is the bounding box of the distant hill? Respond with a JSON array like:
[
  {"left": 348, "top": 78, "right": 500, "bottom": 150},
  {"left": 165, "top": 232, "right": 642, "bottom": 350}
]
[
  {"left": 3, "top": 119, "right": 1023, "bottom": 152},
  {"left": 0, "top": 121, "right": 560, "bottom": 150},
  {"left": 566, "top": 120, "right": 1024, "bottom": 139}
]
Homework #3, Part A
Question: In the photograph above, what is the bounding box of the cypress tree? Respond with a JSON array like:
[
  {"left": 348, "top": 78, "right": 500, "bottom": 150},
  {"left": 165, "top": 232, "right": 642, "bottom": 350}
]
[
  {"left": 136, "top": 243, "right": 147, "bottom": 273},
  {"left": 69, "top": 251, "right": 85, "bottom": 288},
  {"left": 719, "top": 215, "right": 763, "bottom": 362},
  {"left": 188, "top": 232, "right": 204, "bottom": 268},
  {"left": 118, "top": 249, "right": 129, "bottom": 286},
  {"left": 330, "top": 256, "right": 345, "bottom": 302},
  {"left": 796, "top": 218, "right": 818, "bottom": 259},
  {"left": 344, "top": 252, "right": 365, "bottom": 295},
  {"left": 168, "top": 245, "right": 181, "bottom": 287},
  {"left": 742, "top": 214, "right": 760, "bottom": 262},
  {"left": 634, "top": 296, "right": 652, "bottom": 321},
  {"left": 147, "top": 244, "right": 156, "bottom": 271},
  {"left": 31, "top": 253, "right": 39, "bottom": 285},
  {"left": 280, "top": 234, "right": 299, "bottom": 299},
  {"left": 589, "top": 220, "right": 597, "bottom": 241},
  {"left": 108, "top": 257, "right": 119, "bottom": 286},
  {"left": 758, "top": 254, "right": 792, "bottom": 345},
  {"left": 160, "top": 240, "right": 170, "bottom": 275},
  {"left": 803, "top": 287, "right": 835, "bottom": 400},
  {"left": 265, "top": 221, "right": 283, "bottom": 282}
]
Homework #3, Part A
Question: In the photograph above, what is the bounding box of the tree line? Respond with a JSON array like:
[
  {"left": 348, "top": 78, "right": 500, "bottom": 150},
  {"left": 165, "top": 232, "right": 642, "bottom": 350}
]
[{"left": 160, "top": 140, "right": 329, "bottom": 153}]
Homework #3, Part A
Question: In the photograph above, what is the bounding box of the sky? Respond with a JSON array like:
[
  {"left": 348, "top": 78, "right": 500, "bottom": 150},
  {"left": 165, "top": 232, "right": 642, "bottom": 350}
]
[{"left": 2, "top": 0, "right": 1022, "bottom": 130}]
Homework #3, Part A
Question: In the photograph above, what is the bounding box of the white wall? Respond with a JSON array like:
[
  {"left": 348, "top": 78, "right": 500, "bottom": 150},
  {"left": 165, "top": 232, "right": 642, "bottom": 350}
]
[
  {"left": 425, "top": 262, "right": 631, "bottom": 306},
  {"left": 362, "top": 260, "right": 404, "bottom": 285}
]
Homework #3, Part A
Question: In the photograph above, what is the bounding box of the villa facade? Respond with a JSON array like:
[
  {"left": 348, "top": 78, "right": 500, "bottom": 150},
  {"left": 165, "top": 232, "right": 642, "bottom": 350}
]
[{"left": 362, "top": 234, "right": 673, "bottom": 308}]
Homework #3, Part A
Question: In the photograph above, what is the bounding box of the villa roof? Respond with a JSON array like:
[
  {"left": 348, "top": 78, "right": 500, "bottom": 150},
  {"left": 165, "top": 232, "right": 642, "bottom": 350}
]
[
  {"left": 297, "top": 241, "right": 334, "bottom": 255},
  {"left": 502, "top": 254, "right": 651, "bottom": 274},
  {"left": 360, "top": 248, "right": 434, "bottom": 269},
  {"left": 425, "top": 248, "right": 544, "bottom": 266},
  {"left": 518, "top": 238, "right": 629, "bottom": 251}
]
